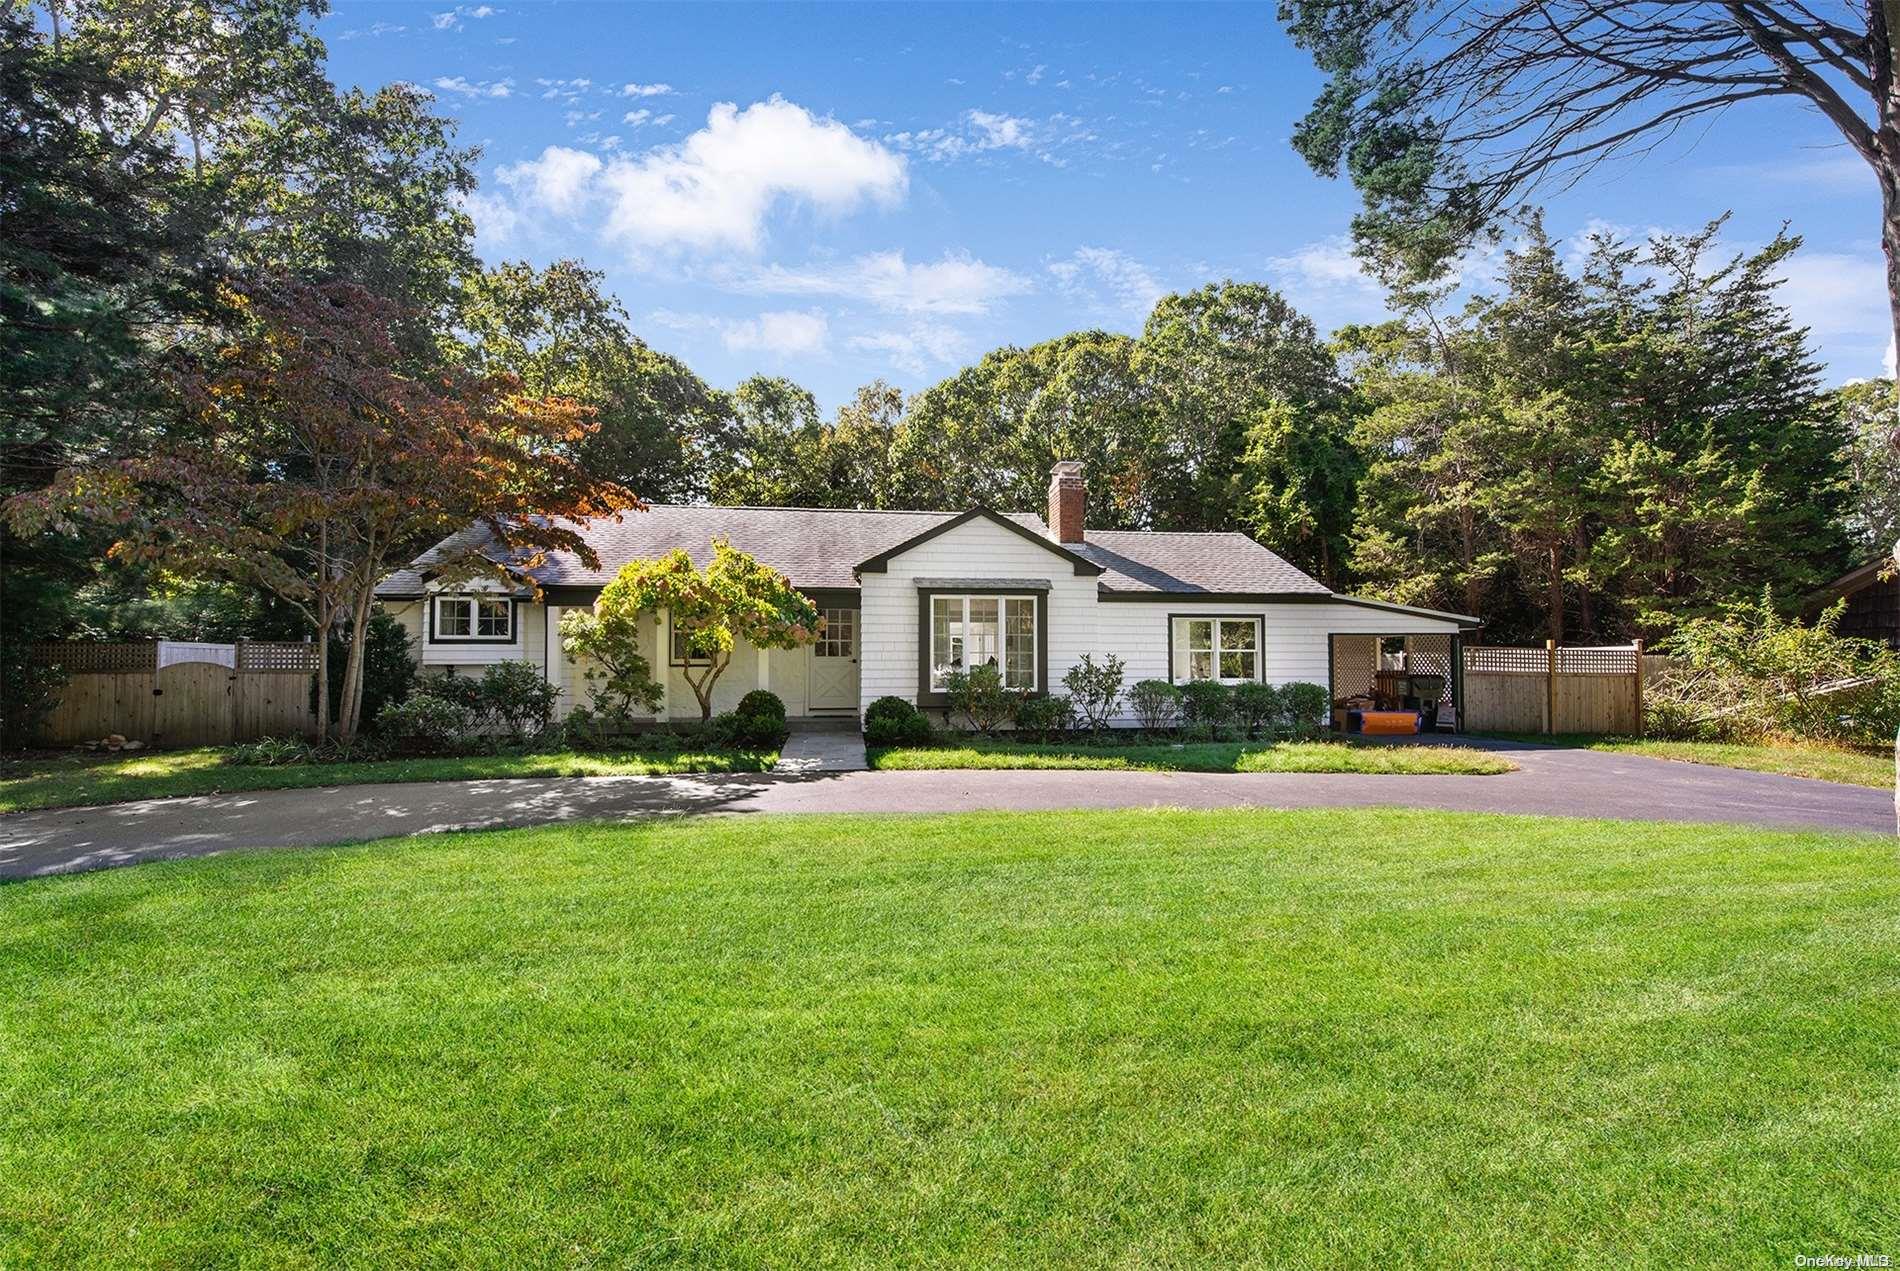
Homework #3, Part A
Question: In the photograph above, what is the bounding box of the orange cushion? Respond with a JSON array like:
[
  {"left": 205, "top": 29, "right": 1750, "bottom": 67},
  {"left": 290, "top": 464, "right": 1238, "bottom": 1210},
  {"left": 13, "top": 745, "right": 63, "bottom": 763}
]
[{"left": 1360, "top": 711, "right": 1419, "bottom": 735}]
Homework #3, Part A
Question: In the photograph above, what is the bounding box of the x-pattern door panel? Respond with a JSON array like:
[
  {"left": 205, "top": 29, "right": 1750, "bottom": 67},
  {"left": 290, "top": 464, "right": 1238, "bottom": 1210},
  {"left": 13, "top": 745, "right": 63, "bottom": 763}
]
[{"left": 809, "top": 607, "right": 859, "bottom": 709}]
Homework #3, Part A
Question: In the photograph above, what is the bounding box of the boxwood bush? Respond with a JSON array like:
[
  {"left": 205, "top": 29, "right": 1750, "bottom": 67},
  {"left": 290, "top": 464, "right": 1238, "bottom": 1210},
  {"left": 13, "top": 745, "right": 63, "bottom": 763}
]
[{"left": 863, "top": 695, "right": 933, "bottom": 747}]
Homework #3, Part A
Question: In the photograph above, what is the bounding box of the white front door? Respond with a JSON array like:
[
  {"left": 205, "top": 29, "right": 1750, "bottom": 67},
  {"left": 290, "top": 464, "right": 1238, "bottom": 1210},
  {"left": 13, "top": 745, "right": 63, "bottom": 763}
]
[{"left": 809, "top": 607, "right": 860, "bottom": 710}]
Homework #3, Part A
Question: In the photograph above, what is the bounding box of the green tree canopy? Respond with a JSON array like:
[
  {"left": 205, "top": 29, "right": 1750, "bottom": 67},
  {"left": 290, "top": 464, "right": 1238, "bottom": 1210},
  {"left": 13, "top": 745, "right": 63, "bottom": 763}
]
[{"left": 592, "top": 541, "right": 821, "bottom": 722}]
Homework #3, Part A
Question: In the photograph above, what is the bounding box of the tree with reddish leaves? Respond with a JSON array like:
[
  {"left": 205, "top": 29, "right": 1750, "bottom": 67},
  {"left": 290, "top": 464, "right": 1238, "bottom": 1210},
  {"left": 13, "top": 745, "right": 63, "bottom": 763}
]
[{"left": 5, "top": 277, "right": 639, "bottom": 739}]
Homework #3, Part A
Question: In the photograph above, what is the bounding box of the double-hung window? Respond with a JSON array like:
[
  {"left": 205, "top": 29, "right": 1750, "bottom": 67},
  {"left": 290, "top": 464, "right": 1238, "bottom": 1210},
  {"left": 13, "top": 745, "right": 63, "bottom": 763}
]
[
  {"left": 435, "top": 595, "right": 512, "bottom": 641},
  {"left": 929, "top": 595, "right": 1037, "bottom": 691},
  {"left": 1172, "top": 616, "right": 1260, "bottom": 683}
]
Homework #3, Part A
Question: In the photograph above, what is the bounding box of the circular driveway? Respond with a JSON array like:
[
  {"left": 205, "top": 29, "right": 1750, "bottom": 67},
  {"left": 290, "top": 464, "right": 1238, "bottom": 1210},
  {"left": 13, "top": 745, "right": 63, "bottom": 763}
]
[{"left": 0, "top": 744, "right": 1885, "bottom": 881}]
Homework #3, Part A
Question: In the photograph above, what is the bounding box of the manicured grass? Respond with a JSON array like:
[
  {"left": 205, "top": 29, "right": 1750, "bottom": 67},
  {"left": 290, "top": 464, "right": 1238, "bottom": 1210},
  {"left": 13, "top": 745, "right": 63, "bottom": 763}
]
[
  {"left": 0, "top": 746, "right": 778, "bottom": 813},
  {"left": 869, "top": 736, "right": 1516, "bottom": 775},
  {"left": 1481, "top": 733, "right": 1892, "bottom": 789},
  {"left": 5, "top": 809, "right": 1892, "bottom": 1264}
]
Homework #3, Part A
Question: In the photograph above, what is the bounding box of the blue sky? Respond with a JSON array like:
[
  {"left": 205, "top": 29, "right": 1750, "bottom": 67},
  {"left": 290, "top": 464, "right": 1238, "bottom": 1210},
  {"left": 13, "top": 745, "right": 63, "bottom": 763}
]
[{"left": 323, "top": 1, "right": 1889, "bottom": 411}]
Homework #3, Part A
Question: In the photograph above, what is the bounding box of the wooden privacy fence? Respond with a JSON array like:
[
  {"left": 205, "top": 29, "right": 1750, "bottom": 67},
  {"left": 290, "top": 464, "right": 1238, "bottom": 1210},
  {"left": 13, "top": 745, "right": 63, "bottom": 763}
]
[
  {"left": 30, "top": 641, "right": 319, "bottom": 747},
  {"left": 1462, "top": 641, "right": 1645, "bottom": 735}
]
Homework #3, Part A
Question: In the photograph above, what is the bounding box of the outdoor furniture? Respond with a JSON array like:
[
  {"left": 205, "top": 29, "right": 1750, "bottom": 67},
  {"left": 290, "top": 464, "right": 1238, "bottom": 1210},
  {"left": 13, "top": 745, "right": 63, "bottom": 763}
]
[{"left": 1359, "top": 710, "right": 1421, "bottom": 736}]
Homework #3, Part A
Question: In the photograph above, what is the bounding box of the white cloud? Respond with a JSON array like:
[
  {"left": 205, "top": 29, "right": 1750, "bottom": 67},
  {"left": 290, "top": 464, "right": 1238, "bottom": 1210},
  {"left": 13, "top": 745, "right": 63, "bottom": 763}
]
[
  {"left": 1773, "top": 247, "right": 1893, "bottom": 378},
  {"left": 431, "top": 5, "right": 496, "bottom": 30},
  {"left": 729, "top": 250, "right": 1031, "bottom": 315},
  {"left": 496, "top": 145, "right": 603, "bottom": 216},
  {"left": 887, "top": 109, "right": 1045, "bottom": 163},
  {"left": 624, "top": 109, "right": 651, "bottom": 126},
  {"left": 1026, "top": 64, "right": 1046, "bottom": 85},
  {"left": 1048, "top": 246, "right": 1164, "bottom": 319},
  {"left": 647, "top": 306, "right": 832, "bottom": 359},
  {"left": 432, "top": 75, "right": 513, "bottom": 99},
  {"left": 537, "top": 77, "right": 594, "bottom": 101},
  {"left": 621, "top": 82, "right": 674, "bottom": 98},
  {"left": 600, "top": 96, "right": 907, "bottom": 253},
  {"left": 722, "top": 309, "right": 831, "bottom": 357},
  {"left": 461, "top": 189, "right": 521, "bottom": 247},
  {"left": 338, "top": 21, "right": 407, "bottom": 39},
  {"left": 1264, "top": 236, "right": 1382, "bottom": 297},
  {"left": 850, "top": 324, "right": 968, "bottom": 375}
]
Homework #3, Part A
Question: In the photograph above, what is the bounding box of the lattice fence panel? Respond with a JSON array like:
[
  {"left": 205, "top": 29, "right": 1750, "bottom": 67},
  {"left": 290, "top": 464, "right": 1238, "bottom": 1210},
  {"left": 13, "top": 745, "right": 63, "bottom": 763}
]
[
  {"left": 238, "top": 641, "right": 320, "bottom": 673},
  {"left": 1403, "top": 635, "right": 1452, "bottom": 681},
  {"left": 1464, "top": 645, "right": 1550, "bottom": 675},
  {"left": 28, "top": 641, "right": 158, "bottom": 673},
  {"left": 1555, "top": 645, "right": 1638, "bottom": 676}
]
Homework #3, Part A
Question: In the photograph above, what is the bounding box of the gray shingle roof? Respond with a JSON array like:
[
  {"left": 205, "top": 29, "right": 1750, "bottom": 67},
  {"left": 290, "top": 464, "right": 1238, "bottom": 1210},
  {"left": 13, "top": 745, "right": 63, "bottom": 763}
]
[{"left": 375, "top": 505, "right": 1328, "bottom": 598}]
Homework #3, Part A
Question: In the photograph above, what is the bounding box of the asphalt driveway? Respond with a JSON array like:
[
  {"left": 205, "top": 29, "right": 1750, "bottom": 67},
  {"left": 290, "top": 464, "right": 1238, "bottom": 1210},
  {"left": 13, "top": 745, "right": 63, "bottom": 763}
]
[{"left": 0, "top": 744, "right": 1885, "bottom": 881}]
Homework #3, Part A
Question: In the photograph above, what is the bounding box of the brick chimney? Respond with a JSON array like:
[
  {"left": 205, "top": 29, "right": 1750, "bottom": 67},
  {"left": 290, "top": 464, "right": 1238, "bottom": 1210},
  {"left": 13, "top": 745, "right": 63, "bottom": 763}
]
[{"left": 1048, "top": 461, "right": 1086, "bottom": 543}]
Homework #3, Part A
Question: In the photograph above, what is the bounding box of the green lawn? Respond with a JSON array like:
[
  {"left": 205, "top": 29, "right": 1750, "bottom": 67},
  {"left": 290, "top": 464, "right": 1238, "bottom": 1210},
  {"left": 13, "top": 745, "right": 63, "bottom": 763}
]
[
  {"left": 3, "top": 809, "right": 1892, "bottom": 1265},
  {"left": 870, "top": 736, "right": 1516, "bottom": 775},
  {"left": 0, "top": 746, "right": 778, "bottom": 813},
  {"left": 1480, "top": 733, "right": 1892, "bottom": 789}
]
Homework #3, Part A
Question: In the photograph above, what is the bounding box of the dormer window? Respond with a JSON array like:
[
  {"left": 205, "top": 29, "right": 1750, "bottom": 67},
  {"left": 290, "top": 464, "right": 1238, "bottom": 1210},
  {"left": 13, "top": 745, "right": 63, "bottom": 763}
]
[{"left": 432, "top": 595, "right": 513, "bottom": 641}]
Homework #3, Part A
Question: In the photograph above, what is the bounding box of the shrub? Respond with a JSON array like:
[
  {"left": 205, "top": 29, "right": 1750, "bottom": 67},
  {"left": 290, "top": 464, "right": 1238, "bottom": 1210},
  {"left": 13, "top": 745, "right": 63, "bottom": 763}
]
[
  {"left": 735, "top": 689, "right": 787, "bottom": 730},
  {"left": 325, "top": 607, "right": 417, "bottom": 730},
  {"left": 560, "top": 703, "right": 638, "bottom": 751},
  {"left": 1128, "top": 679, "right": 1181, "bottom": 732},
  {"left": 314, "top": 734, "right": 388, "bottom": 763},
  {"left": 1014, "top": 693, "right": 1075, "bottom": 740},
  {"left": 479, "top": 660, "right": 562, "bottom": 742},
  {"left": 1232, "top": 680, "right": 1282, "bottom": 739},
  {"left": 864, "top": 696, "right": 933, "bottom": 747},
  {"left": 1178, "top": 680, "right": 1234, "bottom": 734},
  {"left": 225, "top": 735, "right": 318, "bottom": 767},
  {"left": 376, "top": 694, "right": 475, "bottom": 754},
  {"left": 1280, "top": 682, "right": 1330, "bottom": 736},
  {"left": 943, "top": 664, "right": 1020, "bottom": 734},
  {"left": 416, "top": 671, "right": 486, "bottom": 718},
  {"left": 2, "top": 640, "right": 68, "bottom": 750},
  {"left": 724, "top": 690, "right": 789, "bottom": 749},
  {"left": 1062, "top": 653, "right": 1125, "bottom": 734},
  {"left": 1645, "top": 592, "right": 1900, "bottom": 746},
  {"left": 557, "top": 604, "right": 664, "bottom": 719}
]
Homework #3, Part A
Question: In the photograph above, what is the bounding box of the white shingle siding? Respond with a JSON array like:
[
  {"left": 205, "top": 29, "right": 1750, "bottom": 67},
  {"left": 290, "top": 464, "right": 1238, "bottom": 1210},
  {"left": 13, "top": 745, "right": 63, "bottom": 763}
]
[
  {"left": 860, "top": 521, "right": 1462, "bottom": 722},
  {"left": 859, "top": 517, "right": 1102, "bottom": 710}
]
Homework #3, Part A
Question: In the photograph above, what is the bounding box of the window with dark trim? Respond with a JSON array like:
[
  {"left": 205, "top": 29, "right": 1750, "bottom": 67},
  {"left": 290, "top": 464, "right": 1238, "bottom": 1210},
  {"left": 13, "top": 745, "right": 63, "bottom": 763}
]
[
  {"left": 433, "top": 595, "right": 513, "bottom": 641},
  {"left": 929, "top": 594, "right": 1037, "bottom": 690},
  {"left": 1170, "top": 615, "right": 1261, "bottom": 683}
]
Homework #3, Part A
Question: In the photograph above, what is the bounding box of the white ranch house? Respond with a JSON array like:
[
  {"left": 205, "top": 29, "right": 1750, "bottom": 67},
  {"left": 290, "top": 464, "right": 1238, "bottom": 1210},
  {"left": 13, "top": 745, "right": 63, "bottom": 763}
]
[{"left": 376, "top": 463, "right": 1479, "bottom": 727}]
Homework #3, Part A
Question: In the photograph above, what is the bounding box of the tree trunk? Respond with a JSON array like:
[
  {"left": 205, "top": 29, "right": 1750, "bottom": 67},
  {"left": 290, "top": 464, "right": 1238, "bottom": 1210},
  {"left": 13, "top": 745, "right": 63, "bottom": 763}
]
[
  {"left": 1546, "top": 543, "right": 1566, "bottom": 646},
  {"left": 691, "top": 651, "right": 729, "bottom": 722},
  {"left": 1881, "top": 160, "right": 1900, "bottom": 420},
  {"left": 338, "top": 584, "right": 374, "bottom": 740},
  {"left": 1459, "top": 507, "right": 1481, "bottom": 619},
  {"left": 1878, "top": 2, "right": 1900, "bottom": 429},
  {"left": 312, "top": 523, "right": 332, "bottom": 740}
]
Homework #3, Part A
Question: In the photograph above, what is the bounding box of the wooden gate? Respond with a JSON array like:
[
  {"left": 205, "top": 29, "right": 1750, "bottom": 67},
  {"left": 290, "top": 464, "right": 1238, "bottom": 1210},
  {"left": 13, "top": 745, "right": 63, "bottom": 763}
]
[
  {"left": 30, "top": 641, "right": 318, "bottom": 747},
  {"left": 152, "top": 662, "right": 235, "bottom": 747}
]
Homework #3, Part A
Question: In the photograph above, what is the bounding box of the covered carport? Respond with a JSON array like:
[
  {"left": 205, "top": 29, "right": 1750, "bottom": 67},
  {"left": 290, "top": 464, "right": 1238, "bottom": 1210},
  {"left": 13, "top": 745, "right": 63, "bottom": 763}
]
[{"left": 1324, "top": 599, "right": 1482, "bottom": 734}]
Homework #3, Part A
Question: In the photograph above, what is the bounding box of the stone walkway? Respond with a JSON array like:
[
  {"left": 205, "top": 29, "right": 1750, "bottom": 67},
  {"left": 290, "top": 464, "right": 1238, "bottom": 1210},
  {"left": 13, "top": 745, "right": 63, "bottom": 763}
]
[
  {"left": 0, "top": 744, "right": 1885, "bottom": 881},
  {"left": 772, "top": 729, "right": 869, "bottom": 773}
]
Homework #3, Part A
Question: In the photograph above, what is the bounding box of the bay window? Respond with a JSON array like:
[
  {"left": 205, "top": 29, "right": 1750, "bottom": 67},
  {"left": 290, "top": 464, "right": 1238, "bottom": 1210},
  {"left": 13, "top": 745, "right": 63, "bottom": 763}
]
[
  {"left": 930, "top": 594, "right": 1038, "bottom": 691},
  {"left": 1171, "top": 616, "right": 1260, "bottom": 683}
]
